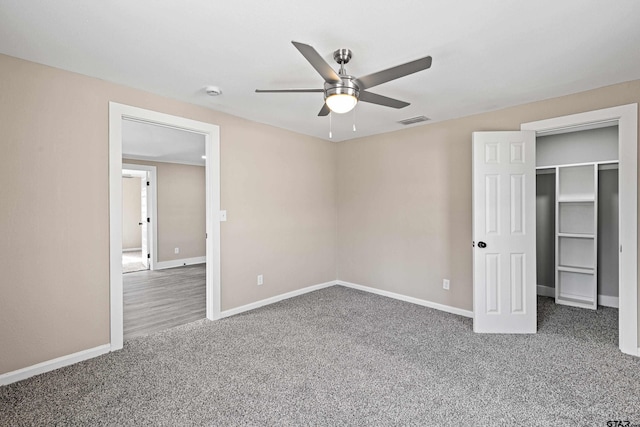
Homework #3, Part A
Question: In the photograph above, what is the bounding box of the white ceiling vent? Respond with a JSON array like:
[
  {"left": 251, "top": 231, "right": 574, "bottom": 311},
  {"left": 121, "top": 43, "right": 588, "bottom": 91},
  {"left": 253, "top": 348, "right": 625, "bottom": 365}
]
[{"left": 398, "top": 116, "right": 430, "bottom": 125}]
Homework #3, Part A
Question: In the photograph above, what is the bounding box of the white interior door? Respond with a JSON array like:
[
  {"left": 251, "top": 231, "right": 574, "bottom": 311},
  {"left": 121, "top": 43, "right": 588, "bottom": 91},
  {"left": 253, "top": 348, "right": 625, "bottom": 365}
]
[
  {"left": 140, "top": 175, "right": 149, "bottom": 269},
  {"left": 473, "top": 131, "right": 536, "bottom": 333}
]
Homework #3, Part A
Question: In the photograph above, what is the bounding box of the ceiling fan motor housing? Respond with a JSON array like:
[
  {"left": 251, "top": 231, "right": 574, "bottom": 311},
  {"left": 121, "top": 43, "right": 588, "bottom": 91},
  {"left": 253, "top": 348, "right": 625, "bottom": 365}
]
[{"left": 324, "top": 76, "right": 360, "bottom": 101}]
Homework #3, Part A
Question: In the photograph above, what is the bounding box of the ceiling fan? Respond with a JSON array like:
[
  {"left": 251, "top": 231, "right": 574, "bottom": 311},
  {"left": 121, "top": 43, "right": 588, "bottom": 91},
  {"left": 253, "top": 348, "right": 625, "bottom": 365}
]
[{"left": 255, "top": 41, "right": 432, "bottom": 116}]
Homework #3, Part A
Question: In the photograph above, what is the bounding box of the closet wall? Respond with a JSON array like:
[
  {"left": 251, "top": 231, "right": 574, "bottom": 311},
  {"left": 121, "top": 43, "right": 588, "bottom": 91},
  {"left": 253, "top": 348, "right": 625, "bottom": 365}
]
[{"left": 535, "top": 126, "right": 619, "bottom": 301}]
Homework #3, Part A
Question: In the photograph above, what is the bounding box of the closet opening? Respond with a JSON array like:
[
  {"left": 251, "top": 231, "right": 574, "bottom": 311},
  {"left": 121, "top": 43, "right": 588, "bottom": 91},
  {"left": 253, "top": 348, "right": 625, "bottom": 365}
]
[{"left": 535, "top": 123, "right": 619, "bottom": 338}]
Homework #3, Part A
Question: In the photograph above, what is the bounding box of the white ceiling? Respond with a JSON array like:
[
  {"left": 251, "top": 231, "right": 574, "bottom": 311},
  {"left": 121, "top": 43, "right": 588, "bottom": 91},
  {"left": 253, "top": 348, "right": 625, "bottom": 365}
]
[
  {"left": 1, "top": 1, "right": 640, "bottom": 142},
  {"left": 122, "top": 119, "right": 205, "bottom": 166}
]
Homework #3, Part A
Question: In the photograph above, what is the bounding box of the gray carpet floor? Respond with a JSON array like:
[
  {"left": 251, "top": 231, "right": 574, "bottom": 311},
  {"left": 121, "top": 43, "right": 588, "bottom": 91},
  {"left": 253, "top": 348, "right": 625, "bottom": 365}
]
[{"left": 1, "top": 286, "right": 639, "bottom": 426}]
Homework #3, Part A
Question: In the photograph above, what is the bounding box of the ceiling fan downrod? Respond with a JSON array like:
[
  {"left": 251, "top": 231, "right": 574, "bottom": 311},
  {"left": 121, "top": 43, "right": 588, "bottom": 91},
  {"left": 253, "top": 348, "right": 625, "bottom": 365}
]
[{"left": 333, "top": 48, "right": 352, "bottom": 76}]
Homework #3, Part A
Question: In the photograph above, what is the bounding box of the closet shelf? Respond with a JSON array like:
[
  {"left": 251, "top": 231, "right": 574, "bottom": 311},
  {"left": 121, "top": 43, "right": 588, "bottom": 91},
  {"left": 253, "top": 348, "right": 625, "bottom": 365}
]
[
  {"left": 557, "top": 196, "right": 595, "bottom": 203},
  {"left": 558, "top": 265, "right": 595, "bottom": 275},
  {"left": 558, "top": 233, "right": 595, "bottom": 239},
  {"left": 554, "top": 163, "right": 598, "bottom": 309}
]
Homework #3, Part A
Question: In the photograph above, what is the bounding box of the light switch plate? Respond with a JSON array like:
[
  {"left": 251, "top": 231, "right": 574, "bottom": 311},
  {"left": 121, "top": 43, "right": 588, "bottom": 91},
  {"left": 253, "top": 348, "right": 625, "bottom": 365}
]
[{"left": 219, "top": 210, "right": 227, "bottom": 221}]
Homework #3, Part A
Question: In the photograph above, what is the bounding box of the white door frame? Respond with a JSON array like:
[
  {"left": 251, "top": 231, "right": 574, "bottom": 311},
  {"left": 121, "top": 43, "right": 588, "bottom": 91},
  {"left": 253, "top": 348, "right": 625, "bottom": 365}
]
[
  {"left": 122, "top": 163, "right": 157, "bottom": 270},
  {"left": 109, "top": 102, "right": 221, "bottom": 351},
  {"left": 522, "top": 103, "right": 638, "bottom": 356}
]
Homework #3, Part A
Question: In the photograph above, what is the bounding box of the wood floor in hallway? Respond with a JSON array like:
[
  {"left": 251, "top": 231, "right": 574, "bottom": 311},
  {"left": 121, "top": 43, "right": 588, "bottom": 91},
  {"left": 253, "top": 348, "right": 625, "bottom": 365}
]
[{"left": 123, "top": 264, "right": 205, "bottom": 340}]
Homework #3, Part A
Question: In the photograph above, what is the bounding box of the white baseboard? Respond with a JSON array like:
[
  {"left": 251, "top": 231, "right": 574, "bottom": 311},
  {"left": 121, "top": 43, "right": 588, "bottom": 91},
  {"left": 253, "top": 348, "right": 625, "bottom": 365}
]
[
  {"left": 337, "top": 280, "right": 473, "bottom": 318},
  {"left": 537, "top": 284, "right": 619, "bottom": 308},
  {"left": 11, "top": 280, "right": 623, "bottom": 387},
  {"left": 537, "top": 285, "right": 555, "bottom": 298},
  {"left": 220, "top": 281, "right": 336, "bottom": 318},
  {"left": 123, "top": 247, "right": 142, "bottom": 252},
  {"left": 154, "top": 256, "right": 206, "bottom": 270},
  {"left": 0, "top": 344, "right": 111, "bottom": 386},
  {"left": 598, "top": 294, "right": 619, "bottom": 308}
]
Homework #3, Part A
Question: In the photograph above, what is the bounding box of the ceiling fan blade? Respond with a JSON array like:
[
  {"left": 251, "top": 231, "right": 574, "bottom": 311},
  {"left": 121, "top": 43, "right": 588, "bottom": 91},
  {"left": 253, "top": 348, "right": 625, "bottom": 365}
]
[
  {"left": 359, "top": 91, "right": 410, "bottom": 109},
  {"left": 255, "top": 89, "right": 324, "bottom": 93},
  {"left": 292, "top": 41, "right": 341, "bottom": 84},
  {"left": 355, "top": 56, "right": 432, "bottom": 90},
  {"left": 318, "top": 104, "right": 330, "bottom": 116}
]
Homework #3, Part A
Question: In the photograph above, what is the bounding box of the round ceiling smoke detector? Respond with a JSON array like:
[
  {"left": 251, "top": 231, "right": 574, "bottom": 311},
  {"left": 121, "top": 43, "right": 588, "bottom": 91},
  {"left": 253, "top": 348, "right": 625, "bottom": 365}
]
[{"left": 205, "top": 86, "right": 222, "bottom": 96}]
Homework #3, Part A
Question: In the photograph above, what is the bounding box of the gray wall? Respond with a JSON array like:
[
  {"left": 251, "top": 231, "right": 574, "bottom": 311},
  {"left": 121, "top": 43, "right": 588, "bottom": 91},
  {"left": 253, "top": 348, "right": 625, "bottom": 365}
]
[
  {"left": 536, "top": 173, "right": 555, "bottom": 288},
  {"left": 536, "top": 126, "right": 618, "bottom": 167},
  {"left": 598, "top": 169, "right": 619, "bottom": 297}
]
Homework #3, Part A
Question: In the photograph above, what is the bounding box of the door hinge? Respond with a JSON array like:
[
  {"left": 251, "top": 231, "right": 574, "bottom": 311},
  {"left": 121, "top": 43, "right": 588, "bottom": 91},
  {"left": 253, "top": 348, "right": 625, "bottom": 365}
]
[
  {"left": 147, "top": 217, "right": 150, "bottom": 223},
  {"left": 147, "top": 181, "right": 150, "bottom": 186},
  {"left": 147, "top": 253, "right": 150, "bottom": 259}
]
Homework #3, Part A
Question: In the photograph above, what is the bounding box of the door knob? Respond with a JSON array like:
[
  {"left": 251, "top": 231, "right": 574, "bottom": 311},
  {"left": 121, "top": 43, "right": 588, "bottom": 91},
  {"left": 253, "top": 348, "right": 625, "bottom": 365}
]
[
  {"left": 478, "top": 241, "right": 487, "bottom": 248},
  {"left": 138, "top": 222, "right": 143, "bottom": 225}
]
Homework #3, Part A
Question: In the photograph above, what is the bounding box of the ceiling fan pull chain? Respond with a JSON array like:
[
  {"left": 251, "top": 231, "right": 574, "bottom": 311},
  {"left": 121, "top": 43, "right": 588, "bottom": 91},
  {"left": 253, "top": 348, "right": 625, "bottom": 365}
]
[
  {"left": 353, "top": 106, "right": 357, "bottom": 132},
  {"left": 329, "top": 111, "right": 333, "bottom": 139}
]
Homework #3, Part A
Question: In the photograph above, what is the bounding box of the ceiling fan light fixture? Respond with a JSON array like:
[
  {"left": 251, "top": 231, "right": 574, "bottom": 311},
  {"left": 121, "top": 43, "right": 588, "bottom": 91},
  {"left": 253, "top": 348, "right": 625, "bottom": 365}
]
[
  {"left": 326, "top": 93, "right": 358, "bottom": 114},
  {"left": 325, "top": 81, "right": 359, "bottom": 114}
]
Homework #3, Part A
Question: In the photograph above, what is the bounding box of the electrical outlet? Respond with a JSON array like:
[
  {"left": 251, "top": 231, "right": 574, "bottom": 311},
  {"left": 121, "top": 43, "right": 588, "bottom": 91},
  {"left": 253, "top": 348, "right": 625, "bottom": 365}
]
[
  {"left": 174, "top": 247, "right": 179, "bottom": 254},
  {"left": 257, "top": 274, "right": 263, "bottom": 286},
  {"left": 443, "top": 279, "right": 450, "bottom": 290}
]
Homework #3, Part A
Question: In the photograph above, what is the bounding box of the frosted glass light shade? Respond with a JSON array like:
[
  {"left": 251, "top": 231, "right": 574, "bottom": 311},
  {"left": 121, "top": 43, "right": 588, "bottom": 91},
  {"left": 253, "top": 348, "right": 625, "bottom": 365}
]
[{"left": 326, "top": 94, "right": 357, "bottom": 114}]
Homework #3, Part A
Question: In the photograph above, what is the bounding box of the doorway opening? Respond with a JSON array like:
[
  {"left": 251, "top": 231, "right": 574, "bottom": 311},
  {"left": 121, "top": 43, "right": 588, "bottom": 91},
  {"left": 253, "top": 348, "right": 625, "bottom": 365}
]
[
  {"left": 109, "top": 103, "right": 221, "bottom": 351},
  {"left": 522, "top": 103, "right": 638, "bottom": 356},
  {"left": 534, "top": 124, "right": 619, "bottom": 346},
  {"left": 121, "top": 120, "right": 207, "bottom": 340},
  {"left": 122, "top": 167, "right": 151, "bottom": 273}
]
